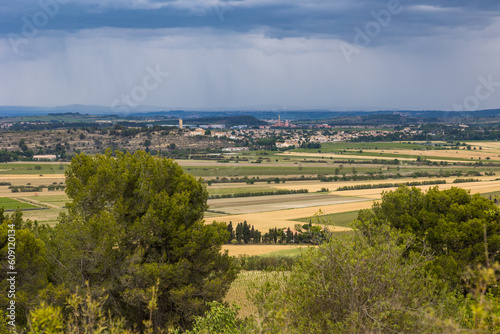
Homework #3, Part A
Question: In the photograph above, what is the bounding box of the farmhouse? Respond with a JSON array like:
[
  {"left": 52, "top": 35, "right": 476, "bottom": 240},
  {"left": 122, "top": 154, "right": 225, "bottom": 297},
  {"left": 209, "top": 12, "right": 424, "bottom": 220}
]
[{"left": 33, "top": 155, "right": 57, "bottom": 160}]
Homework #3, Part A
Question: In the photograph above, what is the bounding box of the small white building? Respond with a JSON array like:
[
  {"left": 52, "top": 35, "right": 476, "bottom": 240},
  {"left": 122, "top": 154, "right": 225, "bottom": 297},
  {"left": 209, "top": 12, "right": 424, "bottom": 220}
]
[
  {"left": 33, "top": 155, "right": 57, "bottom": 160},
  {"left": 222, "top": 147, "right": 249, "bottom": 152}
]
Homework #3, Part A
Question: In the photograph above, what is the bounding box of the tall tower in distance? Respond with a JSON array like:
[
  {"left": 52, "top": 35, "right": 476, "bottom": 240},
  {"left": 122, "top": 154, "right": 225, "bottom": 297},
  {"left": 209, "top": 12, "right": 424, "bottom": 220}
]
[
  {"left": 278, "top": 115, "right": 281, "bottom": 127},
  {"left": 179, "top": 119, "right": 183, "bottom": 129}
]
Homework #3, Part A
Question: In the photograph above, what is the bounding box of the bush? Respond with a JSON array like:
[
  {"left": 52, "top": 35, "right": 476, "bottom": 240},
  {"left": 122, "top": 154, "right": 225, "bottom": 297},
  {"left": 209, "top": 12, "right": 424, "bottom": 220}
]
[
  {"left": 236, "top": 255, "right": 297, "bottom": 271},
  {"left": 252, "top": 225, "right": 446, "bottom": 333}
]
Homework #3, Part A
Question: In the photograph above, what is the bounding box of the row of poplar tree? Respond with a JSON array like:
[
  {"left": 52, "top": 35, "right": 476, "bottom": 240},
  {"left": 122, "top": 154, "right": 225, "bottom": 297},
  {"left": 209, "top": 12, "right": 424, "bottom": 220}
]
[{"left": 225, "top": 221, "right": 329, "bottom": 244}]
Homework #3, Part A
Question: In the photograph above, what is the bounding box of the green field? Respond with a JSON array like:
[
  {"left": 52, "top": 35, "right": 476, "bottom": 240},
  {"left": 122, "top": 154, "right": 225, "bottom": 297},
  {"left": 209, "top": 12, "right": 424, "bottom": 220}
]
[
  {"left": 0, "top": 163, "right": 67, "bottom": 174},
  {"left": 184, "top": 165, "right": 460, "bottom": 178},
  {"left": 260, "top": 247, "right": 305, "bottom": 257},
  {"left": 208, "top": 186, "right": 278, "bottom": 196},
  {"left": 0, "top": 197, "right": 40, "bottom": 210},
  {"left": 26, "top": 194, "right": 69, "bottom": 208},
  {"left": 184, "top": 166, "right": 340, "bottom": 177},
  {"left": 293, "top": 210, "right": 360, "bottom": 228}
]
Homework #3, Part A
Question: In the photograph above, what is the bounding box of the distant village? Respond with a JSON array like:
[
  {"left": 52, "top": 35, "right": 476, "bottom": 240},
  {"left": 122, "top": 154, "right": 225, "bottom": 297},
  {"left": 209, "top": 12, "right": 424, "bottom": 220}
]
[{"left": 180, "top": 118, "right": 424, "bottom": 150}]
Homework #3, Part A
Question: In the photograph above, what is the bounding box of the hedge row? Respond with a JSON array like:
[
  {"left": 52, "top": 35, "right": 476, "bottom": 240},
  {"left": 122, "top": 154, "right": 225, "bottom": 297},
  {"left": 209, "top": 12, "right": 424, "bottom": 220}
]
[
  {"left": 9, "top": 185, "right": 45, "bottom": 192},
  {"left": 452, "top": 178, "right": 480, "bottom": 183},
  {"left": 47, "top": 185, "right": 67, "bottom": 191},
  {"left": 209, "top": 189, "right": 308, "bottom": 199},
  {"left": 9, "top": 184, "right": 67, "bottom": 192},
  {"left": 336, "top": 180, "right": 447, "bottom": 191},
  {"left": 207, "top": 170, "right": 484, "bottom": 185}
]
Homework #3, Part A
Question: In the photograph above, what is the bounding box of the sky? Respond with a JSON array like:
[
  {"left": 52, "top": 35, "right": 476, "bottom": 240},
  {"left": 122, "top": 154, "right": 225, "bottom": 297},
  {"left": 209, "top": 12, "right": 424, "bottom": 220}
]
[{"left": 0, "top": 0, "right": 500, "bottom": 112}]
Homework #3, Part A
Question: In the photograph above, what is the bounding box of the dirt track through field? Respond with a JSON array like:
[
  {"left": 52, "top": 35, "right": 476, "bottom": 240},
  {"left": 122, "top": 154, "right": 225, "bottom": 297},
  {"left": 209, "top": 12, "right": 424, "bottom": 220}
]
[{"left": 208, "top": 193, "right": 370, "bottom": 214}]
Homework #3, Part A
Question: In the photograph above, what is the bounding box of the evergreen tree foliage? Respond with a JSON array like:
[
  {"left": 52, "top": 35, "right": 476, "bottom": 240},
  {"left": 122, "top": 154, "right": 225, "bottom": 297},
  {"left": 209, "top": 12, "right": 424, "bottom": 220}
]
[
  {"left": 42, "top": 151, "right": 238, "bottom": 330},
  {"left": 356, "top": 186, "right": 500, "bottom": 290}
]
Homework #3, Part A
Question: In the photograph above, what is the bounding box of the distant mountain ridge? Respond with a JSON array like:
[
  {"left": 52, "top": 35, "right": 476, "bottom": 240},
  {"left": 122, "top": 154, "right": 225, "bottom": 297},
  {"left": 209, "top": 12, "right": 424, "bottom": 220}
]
[{"left": 0, "top": 105, "right": 499, "bottom": 120}]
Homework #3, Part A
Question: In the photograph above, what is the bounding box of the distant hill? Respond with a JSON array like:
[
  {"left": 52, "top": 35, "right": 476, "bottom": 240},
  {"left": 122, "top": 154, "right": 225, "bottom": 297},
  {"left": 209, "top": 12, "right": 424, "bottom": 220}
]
[
  {"left": 183, "top": 115, "right": 268, "bottom": 127},
  {"left": 1, "top": 105, "right": 500, "bottom": 121}
]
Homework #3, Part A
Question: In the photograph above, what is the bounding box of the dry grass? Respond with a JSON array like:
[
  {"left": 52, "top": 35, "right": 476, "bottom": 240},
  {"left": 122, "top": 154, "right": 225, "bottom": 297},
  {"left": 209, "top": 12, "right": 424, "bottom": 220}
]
[
  {"left": 269, "top": 176, "right": 496, "bottom": 193},
  {"left": 335, "top": 179, "right": 500, "bottom": 199},
  {"left": 207, "top": 193, "right": 369, "bottom": 215},
  {"left": 279, "top": 149, "right": 499, "bottom": 162},
  {"left": 368, "top": 148, "right": 500, "bottom": 160},
  {"left": 208, "top": 200, "right": 372, "bottom": 231},
  {"left": 0, "top": 174, "right": 66, "bottom": 198},
  {"left": 224, "top": 271, "right": 287, "bottom": 319}
]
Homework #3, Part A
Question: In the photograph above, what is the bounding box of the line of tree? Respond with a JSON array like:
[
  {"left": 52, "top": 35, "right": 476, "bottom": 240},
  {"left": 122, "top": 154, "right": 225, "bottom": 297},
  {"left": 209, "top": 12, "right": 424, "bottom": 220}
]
[
  {"left": 47, "top": 184, "right": 66, "bottom": 191},
  {"left": 226, "top": 221, "right": 261, "bottom": 244},
  {"left": 225, "top": 221, "right": 330, "bottom": 245},
  {"left": 452, "top": 178, "right": 481, "bottom": 183},
  {"left": 7, "top": 184, "right": 66, "bottom": 192},
  {"left": 207, "top": 170, "right": 483, "bottom": 185},
  {"left": 300, "top": 142, "right": 322, "bottom": 149},
  {"left": 317, "top": 170, "right": 480, "bottom": 182},
  {"left": 209, "top": 189, "right": 308, "bottom": 199},
  {"left": 336, "top": 179, "right": 447, "bottom": 191},
  {"left": 0, "top": 149, "right": 34, "bottom": 162},
  {"left": 332, "top": 158, "right": 402, "bottom": 165},
  {"left": 9, "top": 185, "right": 45, "bottom": 192}
]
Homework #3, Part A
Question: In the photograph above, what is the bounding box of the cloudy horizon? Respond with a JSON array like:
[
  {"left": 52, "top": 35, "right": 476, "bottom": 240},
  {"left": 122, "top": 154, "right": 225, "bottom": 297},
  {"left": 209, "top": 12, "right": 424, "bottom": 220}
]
[{"left": 1, "top": 0, "right": 500, "bottom": 112}]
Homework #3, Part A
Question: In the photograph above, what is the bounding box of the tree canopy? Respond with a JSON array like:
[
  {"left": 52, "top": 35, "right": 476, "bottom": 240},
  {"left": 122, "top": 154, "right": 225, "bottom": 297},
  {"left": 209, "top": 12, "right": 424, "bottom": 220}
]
[
  {"left": 356, "top": 186, "right": 500, "bottom": 289},
  {"left": 43, "top": 151, "right": 238, "bottom": 330}
]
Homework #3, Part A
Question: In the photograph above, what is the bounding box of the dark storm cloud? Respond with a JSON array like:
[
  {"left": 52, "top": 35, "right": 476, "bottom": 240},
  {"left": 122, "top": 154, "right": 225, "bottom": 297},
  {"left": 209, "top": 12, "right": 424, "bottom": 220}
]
[
  {"left": 1, "top": 0, "right": 500, "bottom": 110},
  {"left": 1, "top": 0, "right": 499, "bottom": 44}
]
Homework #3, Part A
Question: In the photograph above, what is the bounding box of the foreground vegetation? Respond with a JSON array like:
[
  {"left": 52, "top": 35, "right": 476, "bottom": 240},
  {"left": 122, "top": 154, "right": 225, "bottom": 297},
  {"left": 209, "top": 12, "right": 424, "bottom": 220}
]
[
  {"left": 1, "top": 147, "right": 500, "bottom": 333},
  {"left": 0, "top": 151, "right": 237, "bottom": 332}
]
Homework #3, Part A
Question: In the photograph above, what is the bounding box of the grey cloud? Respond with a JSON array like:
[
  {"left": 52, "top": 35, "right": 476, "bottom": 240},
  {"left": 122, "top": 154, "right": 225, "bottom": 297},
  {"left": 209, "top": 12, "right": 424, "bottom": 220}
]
[{"left": 1, "top": 0, "right": 500, "bottom": 45}]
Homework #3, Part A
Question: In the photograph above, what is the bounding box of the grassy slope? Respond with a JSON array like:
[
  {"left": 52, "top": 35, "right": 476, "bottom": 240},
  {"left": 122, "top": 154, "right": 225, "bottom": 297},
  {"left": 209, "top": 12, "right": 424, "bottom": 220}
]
[{"left": 293, "top": 210, "right": 360, "bottom": 228}]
